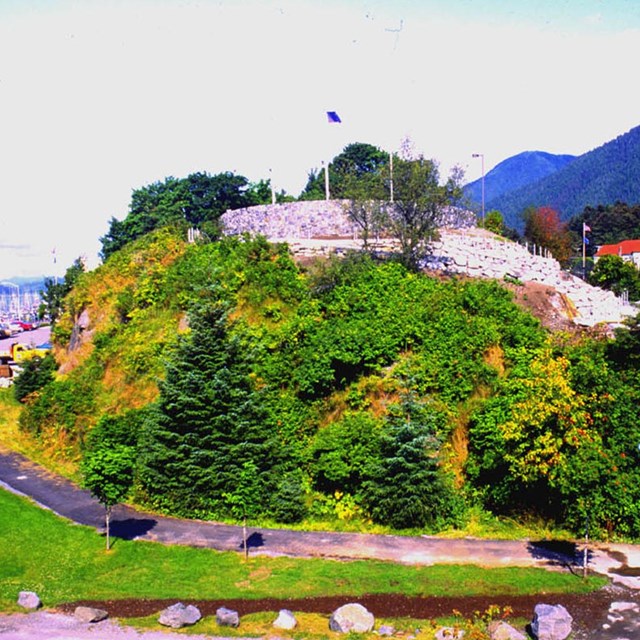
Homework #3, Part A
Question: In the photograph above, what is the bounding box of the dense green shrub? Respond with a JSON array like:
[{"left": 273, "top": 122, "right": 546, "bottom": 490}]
[{"left": 13, "top": 354, "right": 57, "bottom": 403}]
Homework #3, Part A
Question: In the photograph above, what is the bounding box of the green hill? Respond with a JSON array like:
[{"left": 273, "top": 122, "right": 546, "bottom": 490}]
[{"left": 13, "top": 227, "right": 640, "bottom": 539}]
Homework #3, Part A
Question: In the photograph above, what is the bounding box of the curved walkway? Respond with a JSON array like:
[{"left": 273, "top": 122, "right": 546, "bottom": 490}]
[{"left": 2, "top": 450, "right": 640, "bottom": 588}]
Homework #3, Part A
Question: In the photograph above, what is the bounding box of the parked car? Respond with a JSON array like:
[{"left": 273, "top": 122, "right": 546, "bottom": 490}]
[
  {"left": 0, "top": 323, "right": 11, "bottom": 339},
  {"left": 16, "top": 321, "right": 36, "bottom": 331},
  {"left": 7, "top": 321, "right": 23, "bottom": 334}
]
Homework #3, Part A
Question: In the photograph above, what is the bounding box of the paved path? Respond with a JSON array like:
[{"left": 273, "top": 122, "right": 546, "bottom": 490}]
[
  {"left": 5, "top": 449, "right": 640, "bottom": 639},
  {"left": 3, "top": 449, "right": 640, "bottom": 585}
]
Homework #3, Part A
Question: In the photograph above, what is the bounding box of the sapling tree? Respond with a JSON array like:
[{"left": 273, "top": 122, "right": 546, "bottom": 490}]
[{"left": 81, "top": 445, "right": 135, "bottom": 550}]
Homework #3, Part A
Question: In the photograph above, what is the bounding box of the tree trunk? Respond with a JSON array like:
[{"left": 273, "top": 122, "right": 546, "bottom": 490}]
[{"left": 105, "top": 505, "right": 112, "bottom": 551}]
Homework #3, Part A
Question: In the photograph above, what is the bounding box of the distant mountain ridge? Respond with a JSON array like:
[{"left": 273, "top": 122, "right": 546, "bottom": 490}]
[
  {"left": 464, "top": 151, "right": 576, "bottom": 205},
  {"left": 478, "top": 125, "right": 640, "bottom": 231}
]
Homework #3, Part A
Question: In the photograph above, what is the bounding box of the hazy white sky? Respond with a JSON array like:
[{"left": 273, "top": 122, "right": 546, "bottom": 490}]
[{"left": 1, "top": 0, "right": 639, "bottom": 279}]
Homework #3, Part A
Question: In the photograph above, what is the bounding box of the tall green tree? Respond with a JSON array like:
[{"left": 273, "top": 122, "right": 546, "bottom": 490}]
[
  {"left": 138, "top": 304, "right": 278, "bottom": 517},
  {"left": 300, "top": 142, "right": 389, "bottom": 201},
  {"left": 100, "top": 171, "right": 264, "bottom": 260},
  {"left": 362, "top": 394, "right": 462, "bottom": 530}
]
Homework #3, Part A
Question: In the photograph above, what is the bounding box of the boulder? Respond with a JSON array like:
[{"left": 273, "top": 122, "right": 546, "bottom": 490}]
[
  {"left": 329, "top": 603, "right": 375, "bottom": 633},
  {"left": 17, "top": 591, "right": 41, "bottom": 610},
  {"left": 216, "top": 606, "right": 240, "bottom": 627},
  {"left": 488, "top": 620, "right": 527, "bottom": 640},
  {"left": 74, "top": 606, "right": 108, "bottom": 623},
  {"left": 531, "top": 603, "right": 573, "bottom": 640},
  {"left": 158, "top": 602, "right": 201, "bottom": 628},
  {"left": 273, "top": 609, "right": 297, "bottom": 630}
]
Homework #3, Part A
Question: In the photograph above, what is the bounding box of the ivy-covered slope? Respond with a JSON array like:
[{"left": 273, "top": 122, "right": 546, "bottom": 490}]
[{"left": 18, "top": 229, "right": 640, "bottom": 537}]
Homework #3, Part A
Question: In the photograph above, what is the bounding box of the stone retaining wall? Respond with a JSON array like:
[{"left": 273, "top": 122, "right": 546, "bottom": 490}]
[{"left": 220, "top": 201, "right": 637, "bottom": 327}]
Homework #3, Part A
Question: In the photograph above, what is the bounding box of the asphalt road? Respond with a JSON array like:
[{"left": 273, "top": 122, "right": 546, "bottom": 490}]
[
  {"left": 0, "top": 449, "right": 618, "bottom": 573},
  {"left": 4, "top": 450, "right": 640, "bottom": 639},
  {"left": 0, "top": 325, "right": 51, "bottom": 351}
]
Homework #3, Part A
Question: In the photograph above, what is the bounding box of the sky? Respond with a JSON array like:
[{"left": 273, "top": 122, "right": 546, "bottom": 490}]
[{"left": 1, "top": 0, "right": 640, "bottom": 280}]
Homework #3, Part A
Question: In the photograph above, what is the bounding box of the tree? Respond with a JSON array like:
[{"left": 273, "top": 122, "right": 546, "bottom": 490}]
[
  {"left": 342, "top": 171, "right": 387, "bottom": 249},
  {"left": 383, "top": 142, "right": 463, "bottom": 270},
  {"left": 300, "top": 142, "right": 389, "bottom": 201},
  {"left": 81, "top": 445, "right": 135, "bottom": 550},
  {"left": 38, "top": 257, "right": 86, "bottom": 324},
  {"left": 522, "top": 206, "right": 572, "bottom": 265},
  {"left": 13, "top": 354, "right": 56, "bottom": 403},
  {"left": 588, "top": 254, "right": 640, "bottom": 300},
  {"left": 138, "top": 304, "right": 278, "bottom": 517},
  {"left": 362, "top": 394, "right": 462, "bottom": 529},
  {"left": 224, "top": 460, "right": 260, "bottom": 559},
  {"left": 482, "top": 210, "right": 505, "bottom": 235},
  {"left": 100, "top": 171, "right": 261, "bottom": 260}
]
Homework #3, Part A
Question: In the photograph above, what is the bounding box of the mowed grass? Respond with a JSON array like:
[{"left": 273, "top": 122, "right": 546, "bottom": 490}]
[{"left": 0, "top": 488, "right": 606, "bottom": 613}]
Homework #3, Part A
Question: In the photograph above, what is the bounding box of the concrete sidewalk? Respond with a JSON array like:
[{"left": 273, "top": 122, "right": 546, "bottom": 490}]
[{"left": 2, "top": 449, "right": 639, "bottom": 588}]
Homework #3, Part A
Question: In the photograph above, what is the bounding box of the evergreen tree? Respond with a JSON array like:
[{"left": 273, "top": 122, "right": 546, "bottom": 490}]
[
  {"left": 138, "top": 304, "right": 277, "bottom": 517},
  {"left": 362, "top": 394, "right": 462, "bottom": 530}
]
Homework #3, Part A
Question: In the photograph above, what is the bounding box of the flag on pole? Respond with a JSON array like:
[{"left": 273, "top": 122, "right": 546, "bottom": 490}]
[
  {"left": 583, "top": 222, "right": 591, "bottom": 233},
  {"left": 326, "top": 111, "right": 342, "bottom": 123}
]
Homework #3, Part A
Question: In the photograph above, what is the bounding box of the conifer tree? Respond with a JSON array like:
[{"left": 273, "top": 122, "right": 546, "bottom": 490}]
[{"left": 139, "top": 304, "right": 276, "bottom": 517}]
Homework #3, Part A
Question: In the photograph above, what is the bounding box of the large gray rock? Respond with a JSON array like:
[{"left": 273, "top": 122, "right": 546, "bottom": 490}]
[
  {"left": 273, "top": 609, "right": 297, "bottom": 630},
  {"left": 531, "top": 603, "right": 573, "bottom": 640},
  {"left": 74, "top": 606, "right": 108, "bottom": 623},
  {"left": 488, "top": 620, "right": 527, "bottom": 640},
  {"left": 17, "top": 591, "right": 41, "bottom": 610},
  {"left": 216, "top": 606, "right": 240, "bottom": 627},
  {"left": 329, "top": 603, "right": 375, "bottom": 633},
  {"left": 158, "top": 602, "right": 201, "bottom": 628}
]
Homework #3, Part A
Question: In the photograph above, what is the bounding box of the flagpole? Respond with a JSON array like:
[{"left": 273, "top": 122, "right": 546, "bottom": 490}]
[
  {"left": 325, "top": 111, "right": 342, "bottom": 202},
  {"left": 323, "top": 160, "right": 330, "bottom": 201},
  {"left": 389, "top": 151, "right": 394, "bottom": 203}
]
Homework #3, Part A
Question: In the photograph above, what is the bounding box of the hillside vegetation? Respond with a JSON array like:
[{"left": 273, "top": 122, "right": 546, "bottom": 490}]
[{"left": 15, "top": 227, "right": 640, "bottom": 540}]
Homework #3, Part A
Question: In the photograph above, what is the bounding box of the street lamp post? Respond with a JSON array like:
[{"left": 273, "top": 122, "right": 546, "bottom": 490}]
[{"left": 472, "top": 153, "right": 485, "bottom": 226}]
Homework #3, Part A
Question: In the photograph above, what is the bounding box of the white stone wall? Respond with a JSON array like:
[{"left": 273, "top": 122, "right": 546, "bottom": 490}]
[{"left": 220, "top": 201, "right": 636, "bottom": 327}]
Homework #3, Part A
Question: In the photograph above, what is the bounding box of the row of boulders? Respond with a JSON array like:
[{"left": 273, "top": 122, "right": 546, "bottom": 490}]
[{"left": 17, "top": 591, "right": 574, "bottom": 639}]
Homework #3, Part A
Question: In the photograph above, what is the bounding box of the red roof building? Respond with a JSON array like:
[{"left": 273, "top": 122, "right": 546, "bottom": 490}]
[{"left": 595, "top": 240, "right": 640, "bottom": 268}]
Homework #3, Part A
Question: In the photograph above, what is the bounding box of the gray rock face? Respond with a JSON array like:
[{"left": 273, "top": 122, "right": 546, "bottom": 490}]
[
  {"left": 531, "top": 603, "right": 573, "bottom": 640},
  {"left": 158, "top": 602, "right": 201, "bottom": 628},
  {"left": 329, "top": 602, "right": 375, "bottom": 633},
  {"left": 216, "top": 606, "right": 240, "bottom": 627},
  {"left": 273, "top": 609, "right": 297, "bottom": 630},
  {"left": 17, "top": 591, "right": 41, "bottom": 610},
  {"left": 488, "top": 619, "right": 527, "bottom": 640},
  {"left": 74, "top": 606, "right": 108, "bottom": 623}
]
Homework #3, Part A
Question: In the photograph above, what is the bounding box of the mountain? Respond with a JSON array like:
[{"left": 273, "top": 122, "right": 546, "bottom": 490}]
[
  {"left": 464, "top": 151, "right": 576, "bottom": 205},
  {"left": 487, "top": 125, "right": 640, "bottom": 231}
]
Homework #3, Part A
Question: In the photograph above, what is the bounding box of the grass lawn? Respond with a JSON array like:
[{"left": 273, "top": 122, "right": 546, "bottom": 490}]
[{"left": 0, "top": 487, "right": 606, "bottom": 612}]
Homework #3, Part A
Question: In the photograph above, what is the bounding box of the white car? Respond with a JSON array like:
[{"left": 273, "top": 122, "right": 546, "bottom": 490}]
[{"left": 8, "top": 321, "right": 23, "bottom": 334}]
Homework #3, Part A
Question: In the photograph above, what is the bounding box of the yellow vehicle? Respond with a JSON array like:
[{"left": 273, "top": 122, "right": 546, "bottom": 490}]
[{"left": 0, "top": 342, "right": 52, "bottom": 364}]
